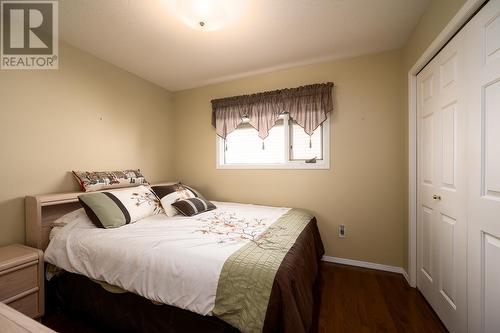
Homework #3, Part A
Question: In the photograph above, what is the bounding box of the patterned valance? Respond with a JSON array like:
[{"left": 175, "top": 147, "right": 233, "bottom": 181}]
[{"left": 211, "top": 82, "right": 334, "bottom": 139}]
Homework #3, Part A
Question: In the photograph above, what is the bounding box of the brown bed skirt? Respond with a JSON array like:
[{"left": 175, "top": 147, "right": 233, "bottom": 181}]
[{"left": 47, "top": 217, "right": 324, "bottom": 333}]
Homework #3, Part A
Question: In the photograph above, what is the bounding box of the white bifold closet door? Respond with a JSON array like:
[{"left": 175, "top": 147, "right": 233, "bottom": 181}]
[
  {"left": 463, "top": 0, "right": 500, "bottom": 332},
  {"left": 416, "top": 19, "right": 468, "bottom": 333},
  {"left": 416, "top": 1, "right": 500, "bottom": 332}
]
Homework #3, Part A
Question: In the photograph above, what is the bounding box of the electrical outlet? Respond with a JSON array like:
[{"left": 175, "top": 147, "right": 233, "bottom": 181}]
[{"left": 338, "top": 225, "right": 346, "bottom": 238}]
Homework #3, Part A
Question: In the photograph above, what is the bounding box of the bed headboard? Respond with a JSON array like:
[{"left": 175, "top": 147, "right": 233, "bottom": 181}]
[
  {"left": 25, "top": 191, "right": 82, "bottom": 250},
  {"left": 25, "top": 182, "right": 175, "bottom": 250}
]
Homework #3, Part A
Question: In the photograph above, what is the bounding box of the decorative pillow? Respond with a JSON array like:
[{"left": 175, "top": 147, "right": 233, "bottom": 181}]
[
  {"left": 151, "top": 183, "right": 199, "bottom": 217},
  {"left": 172, "top": 198, "right": 216, "bottom": 217},
  {"left": 78, "top": 185, "right": 163, "bottom": 228},
  {"left": 182, "top": 184, "right": 205, "bottom": 199},
  {"left": 72, "top": 169, "right": 148, "bottom": 192}
]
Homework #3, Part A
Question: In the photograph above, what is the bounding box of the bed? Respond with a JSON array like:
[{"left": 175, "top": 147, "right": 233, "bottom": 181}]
[{"left": 25, "top": 186, "right": 324, "bottom": 333}]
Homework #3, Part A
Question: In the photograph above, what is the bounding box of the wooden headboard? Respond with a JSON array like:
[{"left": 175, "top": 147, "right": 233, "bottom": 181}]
[
  {"left": 25, "top": 183, "right": 174, "bottom": 250},
  {"left": 26, "top": 191, "right": 84, "bottom": 250}
]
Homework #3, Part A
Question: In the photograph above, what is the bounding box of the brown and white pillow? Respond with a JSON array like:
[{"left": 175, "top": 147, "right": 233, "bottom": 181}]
[
  {"left": 78, "top": 185, "right": 163, "bottom": 228},
  {"left": 172, "top": 198, "right": 216, "bottom": 217},
  {"left": 72, "top": 169, "right": 148, "bottom": 192},
  {"left": 151, "top": 183, "right": 199, "bottom": 217}
]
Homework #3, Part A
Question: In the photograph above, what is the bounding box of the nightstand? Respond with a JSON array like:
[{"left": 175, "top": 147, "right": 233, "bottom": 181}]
[{"left": 0, "top": 245, "right": 44, "bottom": 319}]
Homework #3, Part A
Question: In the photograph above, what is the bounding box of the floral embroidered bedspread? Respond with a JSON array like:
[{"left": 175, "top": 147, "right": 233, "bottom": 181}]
[
  {"left": 45, "top": 202, "right": 322, "bottom": 333},
  {"left": 211, "top": 209, "right": 314, "bottom": 333}
]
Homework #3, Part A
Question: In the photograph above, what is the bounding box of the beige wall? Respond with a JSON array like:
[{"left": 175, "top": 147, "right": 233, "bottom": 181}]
[
  {"left": 0, "top": 42, "right": 175, "bottom": 246},
  {"left": 403, "top": 0, "right": 468, "bottom": 70},
  {"left": 0, "top": 0, "right": 470, "bottom": 268},
  {"left": 173, "top": 50, "right": 405, "bottom": 267},
  {"left": 400, "top": 0, "right": 467, "bottom": 272}
]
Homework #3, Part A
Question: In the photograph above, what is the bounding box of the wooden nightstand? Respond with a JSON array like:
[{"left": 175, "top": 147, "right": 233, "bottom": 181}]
[{"left": 0, "top": 245, "right": 44, "bottom": 319}]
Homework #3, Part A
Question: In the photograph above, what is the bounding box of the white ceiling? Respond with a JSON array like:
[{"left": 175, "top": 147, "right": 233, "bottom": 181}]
[{"left": 60, "top": 0, "right": 430, "bottom": 91}]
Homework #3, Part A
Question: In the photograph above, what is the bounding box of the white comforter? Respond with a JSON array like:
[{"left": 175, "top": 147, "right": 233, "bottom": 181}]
[{"left": 44, "top": 201, "right": 290, "bottom": 316}]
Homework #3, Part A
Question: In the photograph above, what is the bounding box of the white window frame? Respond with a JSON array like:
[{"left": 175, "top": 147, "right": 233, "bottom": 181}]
[{"left": 216, "top": 114, "right": 331, "bottom": 170}]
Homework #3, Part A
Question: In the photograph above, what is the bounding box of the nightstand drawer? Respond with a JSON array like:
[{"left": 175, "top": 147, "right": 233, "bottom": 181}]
[
  {"left": 7, "top": 292, "right": 38, "bottom": 318},
  {"left": 0, "top": 262, "right": 38, "bottom": 301},
  {"left": 0, "top": 245, "right": 43, "bottom": 319}
]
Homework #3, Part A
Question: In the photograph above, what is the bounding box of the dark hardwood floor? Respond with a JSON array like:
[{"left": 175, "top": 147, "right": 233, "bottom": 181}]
[
  {"left": 315, "top": 263, "right": 447, "bottom": 333},
  {"left": 42, "top": 262, "right": 447, "bottom": 333}
]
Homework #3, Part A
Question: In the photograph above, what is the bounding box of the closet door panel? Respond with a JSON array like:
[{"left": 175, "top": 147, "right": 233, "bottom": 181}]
[
  {"left": 441, "top": 103, "right": 457, "bottom": 190},
  {"left": 484, "top": 80, "right": 500, "bottom": 198},
  {"left": 439, "top": 213, "right": 457, "bottom": 309},
  {"left": 485, "top": 11, "right": 500, "bottom": 64},
  {"left": 417, "top": 23, "right": 467, "bottom": 333},
  {"left": 435, "top": 35, "right": 467, "bottom": 333},
  {"left": 484, "top": 233, "right": 500, "bottom": 333},
  {"left": 417, "top": 64, "right": 439, "bottom": 302},
  {"left": 421, "top": 205, "right": 434, "bottom": 281},
  {"left": 464, "top": 1, "right": 500, "bottom": 332},
  {"left": 422, "top": 112, "right": 435, "bottom": 186}
]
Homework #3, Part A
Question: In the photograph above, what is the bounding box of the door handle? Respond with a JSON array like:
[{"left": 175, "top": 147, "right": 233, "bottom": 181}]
[{"left": 432, "top": 194, "right": 442, "bottom": 200}]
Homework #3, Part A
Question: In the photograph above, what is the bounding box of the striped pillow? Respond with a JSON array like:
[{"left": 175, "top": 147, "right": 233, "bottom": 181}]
[
  {"left": 78, "top": 185, "right": 163, "bottom": 228},
  {"left": 171, "top": 198, "right": 216, "bottom": 217}
]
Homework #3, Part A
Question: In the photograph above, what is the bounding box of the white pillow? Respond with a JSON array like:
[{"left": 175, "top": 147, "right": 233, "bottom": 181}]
[{"left": 49, "top": 208, "right": 86, "bottom": 240}]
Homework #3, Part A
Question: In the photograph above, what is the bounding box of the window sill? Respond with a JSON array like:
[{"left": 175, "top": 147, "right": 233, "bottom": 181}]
[{"left": 216, "top": 162, "right": 330, "bottom": 170}]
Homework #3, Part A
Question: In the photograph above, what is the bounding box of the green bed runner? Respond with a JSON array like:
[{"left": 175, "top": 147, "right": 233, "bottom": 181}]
[{"left": 213, "top": 208, "right": 313, "bottom": 333}]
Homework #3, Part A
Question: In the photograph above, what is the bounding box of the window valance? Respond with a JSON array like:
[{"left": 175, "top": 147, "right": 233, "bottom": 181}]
[{"left": 211, "top": 82, "right": 334, "bottom": 139}]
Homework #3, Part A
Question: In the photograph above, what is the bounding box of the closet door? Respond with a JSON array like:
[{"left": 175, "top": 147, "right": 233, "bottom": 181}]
[
  {"left": 463, "top": 1, "right": 500, "bottom": 332},
  {"left": 416, "top": 27, "right": 468, "bottom": 333}
]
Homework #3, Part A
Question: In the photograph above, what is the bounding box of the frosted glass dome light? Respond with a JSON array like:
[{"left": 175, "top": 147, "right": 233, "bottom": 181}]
[{"left": 175, "top": 0, "right": 246, "bottom": 31}]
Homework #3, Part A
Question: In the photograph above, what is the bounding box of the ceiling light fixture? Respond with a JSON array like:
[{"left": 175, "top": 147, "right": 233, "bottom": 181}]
[{"left": 175, "top": 0, "right": 247, "bottom": 32}]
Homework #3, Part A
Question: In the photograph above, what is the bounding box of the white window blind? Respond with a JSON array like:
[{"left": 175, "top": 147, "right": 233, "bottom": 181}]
[
  {"left": 225, "top": 119, "right": 285, "bottom": 164},
  {"left": 290, "top": 120, "right": 322, "bottom": 160}
]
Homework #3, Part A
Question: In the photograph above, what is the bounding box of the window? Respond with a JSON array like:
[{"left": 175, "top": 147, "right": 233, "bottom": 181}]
[
  {"left": 290, "top": 120, "right": 323, "bottom": 160},
  {"left": 217, "top": 114, "right": 330, "bottom": 169}
]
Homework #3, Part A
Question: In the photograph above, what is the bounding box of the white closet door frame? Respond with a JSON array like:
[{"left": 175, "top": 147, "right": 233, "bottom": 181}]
[{"left": 407, "top": 0, "right": 487, "bottom": 287}]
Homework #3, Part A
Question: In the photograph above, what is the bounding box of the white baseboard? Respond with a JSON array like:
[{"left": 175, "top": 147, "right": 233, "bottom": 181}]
[
  {"left": 401, "top": 269, "right": 410, "bottom": 285},
  {"left": 322, "top": 256, "right": 410, "bottom": 285}
]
